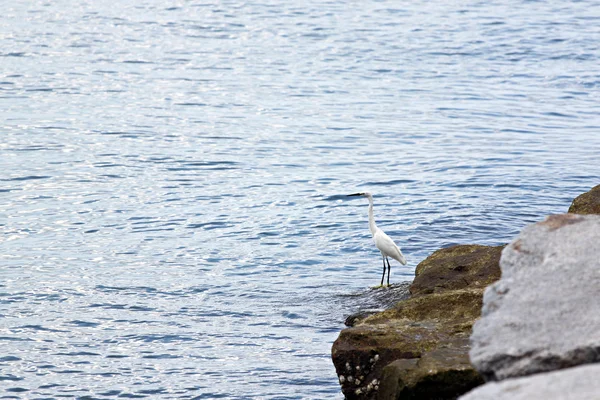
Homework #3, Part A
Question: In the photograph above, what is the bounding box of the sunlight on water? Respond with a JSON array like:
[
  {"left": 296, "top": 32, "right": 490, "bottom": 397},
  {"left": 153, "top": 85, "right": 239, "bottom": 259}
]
[{"left": 1, "top": 0, "right": 599, "bottom": 398}]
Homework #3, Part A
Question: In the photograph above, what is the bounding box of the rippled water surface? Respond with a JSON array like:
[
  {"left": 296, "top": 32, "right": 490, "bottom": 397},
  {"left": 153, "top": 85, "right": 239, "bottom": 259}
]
[{"left": 2, "top": 0, "right": 600, "bottom": 398}]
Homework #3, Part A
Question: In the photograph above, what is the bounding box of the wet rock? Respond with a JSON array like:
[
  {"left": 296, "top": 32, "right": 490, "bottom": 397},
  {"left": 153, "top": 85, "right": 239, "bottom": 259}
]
[
  {"left": 459, "top": 363, "right": 600, "bottom": 400},
  {"left": 568, "top": 184, "right": 600, "bottom": 214},
  {"left": 469, "top": 214, "right": 600, "bottom": 381},
  {"left": 344, "top": 283, "right": 411, "bottom": 327},
  {"left": 332, "top": 245, "right": 503, "bottom": 400}
]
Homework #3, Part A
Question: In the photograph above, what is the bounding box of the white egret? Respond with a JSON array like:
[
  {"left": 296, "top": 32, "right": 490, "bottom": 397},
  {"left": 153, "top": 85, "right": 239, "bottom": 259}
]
[{"left": 348, "top": 192, "right": 407, "bottom": 286}]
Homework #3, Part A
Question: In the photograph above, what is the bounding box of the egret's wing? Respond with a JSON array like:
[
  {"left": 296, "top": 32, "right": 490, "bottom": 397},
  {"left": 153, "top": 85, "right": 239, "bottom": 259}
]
[{"left": 374, "top": 230, "right": 407, "bottom": 265}]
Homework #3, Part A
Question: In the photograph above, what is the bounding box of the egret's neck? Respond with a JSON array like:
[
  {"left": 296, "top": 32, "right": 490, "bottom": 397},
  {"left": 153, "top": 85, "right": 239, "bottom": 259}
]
[{"left": 367, "top": 196, "right": 377, "bottom": 235}]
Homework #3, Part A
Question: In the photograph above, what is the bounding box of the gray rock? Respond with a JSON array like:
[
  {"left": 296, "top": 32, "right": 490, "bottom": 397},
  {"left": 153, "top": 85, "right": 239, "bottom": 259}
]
[
  {"left": 459, "top": 363, "right": 600, "bottom": 400},
  {"left": 470, "top": 214, "right": 600, "bottom": 381}
]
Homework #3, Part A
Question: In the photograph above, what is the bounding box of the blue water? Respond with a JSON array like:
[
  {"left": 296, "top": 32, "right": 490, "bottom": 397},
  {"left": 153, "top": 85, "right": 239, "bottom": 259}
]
[{"left": 1, "top": 0, "right": 599, "bottom": 398}]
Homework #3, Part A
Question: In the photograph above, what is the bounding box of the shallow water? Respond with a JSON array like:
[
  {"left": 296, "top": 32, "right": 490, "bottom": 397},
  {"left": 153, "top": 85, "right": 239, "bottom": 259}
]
[{"left": 1, "top": 0, "right": 599, "bottom": 398}]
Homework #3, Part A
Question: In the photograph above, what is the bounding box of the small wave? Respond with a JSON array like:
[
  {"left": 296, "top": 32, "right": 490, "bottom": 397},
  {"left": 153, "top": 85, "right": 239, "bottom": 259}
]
[
  {"left": 360, "top": 179, "right": 416, "bottom": 186},
  {"left": 2, "top": 175, "right": 51, "bottom": 181},
  {"left": 1, "top": 52, "right": 26, "bottom": 57}
]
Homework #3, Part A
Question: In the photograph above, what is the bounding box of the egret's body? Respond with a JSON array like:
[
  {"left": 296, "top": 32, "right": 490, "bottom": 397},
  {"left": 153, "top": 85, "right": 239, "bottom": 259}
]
[{"left": 348, "top": 192, "right": 407, "bottom": 286}]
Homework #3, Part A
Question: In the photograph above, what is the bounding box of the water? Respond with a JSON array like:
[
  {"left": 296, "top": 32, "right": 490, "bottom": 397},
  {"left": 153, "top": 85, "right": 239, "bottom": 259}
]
[{"left": 1, "top": 0, "right": 599, "bottom": 398}]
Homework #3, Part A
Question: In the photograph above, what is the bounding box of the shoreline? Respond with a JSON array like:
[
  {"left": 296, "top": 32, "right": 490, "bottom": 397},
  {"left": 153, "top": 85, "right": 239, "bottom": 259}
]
[{"left": 331, "top": 184, "right": 600, "bottom": 399}]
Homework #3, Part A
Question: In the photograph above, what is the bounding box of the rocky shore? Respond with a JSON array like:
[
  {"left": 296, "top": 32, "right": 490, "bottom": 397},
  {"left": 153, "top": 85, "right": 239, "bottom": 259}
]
[{"left": 331, "top": 184, "right": 600, "bottom": 399}]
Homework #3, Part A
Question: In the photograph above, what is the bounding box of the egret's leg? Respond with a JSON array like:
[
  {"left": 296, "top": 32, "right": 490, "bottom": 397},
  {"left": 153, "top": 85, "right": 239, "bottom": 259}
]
[
  {"left": 386, "top": 257, "right": 392, "bottom": 286},
  {"left": 381, "top": 255, "right": 386, "bottom": 286}
]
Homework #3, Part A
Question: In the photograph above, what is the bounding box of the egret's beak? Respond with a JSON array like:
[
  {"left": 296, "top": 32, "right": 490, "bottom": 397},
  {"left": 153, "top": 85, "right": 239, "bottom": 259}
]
[{"left": 347, "top": 193, "right": 363, "bottom": 197}]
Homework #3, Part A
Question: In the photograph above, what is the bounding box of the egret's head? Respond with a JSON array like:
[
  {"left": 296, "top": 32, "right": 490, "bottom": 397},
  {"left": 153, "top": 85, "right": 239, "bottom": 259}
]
[{"left": 348, "top": 192, "right": 372, "bottom": 198}]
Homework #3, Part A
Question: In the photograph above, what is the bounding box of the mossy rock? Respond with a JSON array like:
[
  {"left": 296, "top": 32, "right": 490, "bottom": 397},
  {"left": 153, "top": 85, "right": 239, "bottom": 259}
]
[
  {"left": 410, "top": 245, "right": 504, "bottom": 296},
  {"left": 568, "top": 184, "right": 600, "bottom": 215},
  {"left": 332, "top": 245, "right": 503, "bottom": 400},
  {"left": 378, "top": 343, "right": 485, "bottom": 400},
  {"left": 364, "top": 288, "right": 484, "bottom": 328}
]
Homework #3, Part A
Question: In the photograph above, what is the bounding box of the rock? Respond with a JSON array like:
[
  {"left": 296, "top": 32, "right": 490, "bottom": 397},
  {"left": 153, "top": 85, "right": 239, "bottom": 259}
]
[
  {"left": 469, "top": 214, "right": 600, "bottom": 381},
  {"left": 410, "top": 245, "right": 503, "bottom": 296},
  {"left": 332, "top": 245, "right": 504, "bottom": 399},
  {"left": 458, "top": 363, "right": 600, "bottom": 400},
  {"left": 333, "top": 289, "right": 484, "bottom": 400},
  {"left": 568, "top": 184, "right": 600, "bottom": 214},
  {"left": 379, "top": 342, "right": 484, "bottom": 400}
]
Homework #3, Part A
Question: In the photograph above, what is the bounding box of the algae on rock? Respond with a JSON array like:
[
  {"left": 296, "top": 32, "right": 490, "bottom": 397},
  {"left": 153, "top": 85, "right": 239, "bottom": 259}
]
[
  {"left": 410, "top": 245, "right": 503, "bottom": 296},
  {"left": 568, "top": 184, "right": 600, "bottom": 215}
]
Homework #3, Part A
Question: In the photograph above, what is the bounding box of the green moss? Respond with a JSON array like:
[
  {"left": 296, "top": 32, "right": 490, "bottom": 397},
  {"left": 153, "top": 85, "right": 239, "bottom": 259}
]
[
  {"left": 410, "top": 245, "right": 503, "bottom": 296},
  {"left": 363, "top": 288, "right": 484, "bottom": 326},
  {"left": 568, "top": 184, "right": 600, "bottom": 215}
]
